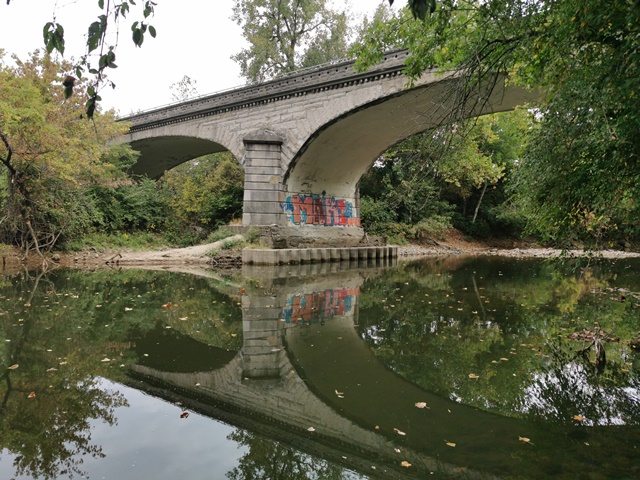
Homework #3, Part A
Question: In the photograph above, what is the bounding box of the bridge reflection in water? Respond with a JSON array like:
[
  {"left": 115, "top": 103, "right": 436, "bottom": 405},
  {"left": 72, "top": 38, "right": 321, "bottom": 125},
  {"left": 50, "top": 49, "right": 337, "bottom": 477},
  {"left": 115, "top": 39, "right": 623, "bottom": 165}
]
[{"left": 126, "top": 259, "right": 639, "bottom": 479}]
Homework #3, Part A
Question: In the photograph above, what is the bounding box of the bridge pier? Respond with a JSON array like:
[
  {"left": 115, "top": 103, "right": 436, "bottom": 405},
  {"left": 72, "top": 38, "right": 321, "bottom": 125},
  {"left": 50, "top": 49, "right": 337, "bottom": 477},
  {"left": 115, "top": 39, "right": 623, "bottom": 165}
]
[{"left": 242, "top": 132, "right": 285, "bottom": 227}]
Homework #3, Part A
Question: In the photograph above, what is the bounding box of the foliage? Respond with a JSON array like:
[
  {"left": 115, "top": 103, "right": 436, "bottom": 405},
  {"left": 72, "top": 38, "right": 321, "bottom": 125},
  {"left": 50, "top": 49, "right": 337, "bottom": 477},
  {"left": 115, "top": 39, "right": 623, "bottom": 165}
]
[
  {"left": 161, "top": 152, "right": 244, "bottom": 244},
  {"left": 0, "top": 51, "right": 135, "bottom": 255},
  {"left": 359, "top": 111, "right": 528, "bottom": 241},
  {"left": 5, "top": 0, "right": 157, "bottom": 118},
  {"left": 231, "top": 0, "right": 351, "bottom": 82},
  {"left": 355, "top": 0, "right": 640, "bottom": 245}
]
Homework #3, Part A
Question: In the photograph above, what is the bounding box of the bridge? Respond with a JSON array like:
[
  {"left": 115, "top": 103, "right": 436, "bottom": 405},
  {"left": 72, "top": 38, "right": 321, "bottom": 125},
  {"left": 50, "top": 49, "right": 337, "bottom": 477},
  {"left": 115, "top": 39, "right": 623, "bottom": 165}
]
[{"left": 121, "top": 51, "right": 533, "bottom": 252}]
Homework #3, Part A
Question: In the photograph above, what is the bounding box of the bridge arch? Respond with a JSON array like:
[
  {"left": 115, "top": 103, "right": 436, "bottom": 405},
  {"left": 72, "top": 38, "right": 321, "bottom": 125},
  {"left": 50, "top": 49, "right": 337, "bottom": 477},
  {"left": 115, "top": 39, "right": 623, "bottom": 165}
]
[{"left": 127, "top": 134, "right": 235, "bottom": 179}]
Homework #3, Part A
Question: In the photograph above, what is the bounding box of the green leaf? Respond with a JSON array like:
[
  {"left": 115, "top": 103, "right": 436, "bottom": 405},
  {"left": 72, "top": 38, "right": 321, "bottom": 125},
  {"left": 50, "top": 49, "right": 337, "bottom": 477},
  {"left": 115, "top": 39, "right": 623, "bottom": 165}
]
[
  {"left": 98, "top": 0, "right": 104, "bottom": 9},
  {"left": 132, "top": 28, "right": 143, "bottom": 47},
  {"left": 149, "top": 25, "right": 156, "bottom": 38},
  {"left": 87, "top": 21, "right": 103, "bottom": 52}
]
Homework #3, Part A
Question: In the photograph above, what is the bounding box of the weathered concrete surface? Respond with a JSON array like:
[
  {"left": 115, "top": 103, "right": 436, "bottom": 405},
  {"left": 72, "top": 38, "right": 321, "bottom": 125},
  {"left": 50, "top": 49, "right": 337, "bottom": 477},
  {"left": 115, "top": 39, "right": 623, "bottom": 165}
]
[{"left": 242, "top": 246, "right": 397, "bottom": 265}]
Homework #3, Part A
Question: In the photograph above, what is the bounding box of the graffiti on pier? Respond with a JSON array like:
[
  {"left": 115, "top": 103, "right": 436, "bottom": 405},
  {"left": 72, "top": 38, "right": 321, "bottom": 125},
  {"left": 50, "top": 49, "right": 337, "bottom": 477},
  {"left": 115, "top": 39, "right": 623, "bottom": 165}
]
[
  {"left": 281, "top": 287, "right": 359, "bottom": 324},
  {"left": 280, "top": 192, "right": 360, "bottom": 227}
]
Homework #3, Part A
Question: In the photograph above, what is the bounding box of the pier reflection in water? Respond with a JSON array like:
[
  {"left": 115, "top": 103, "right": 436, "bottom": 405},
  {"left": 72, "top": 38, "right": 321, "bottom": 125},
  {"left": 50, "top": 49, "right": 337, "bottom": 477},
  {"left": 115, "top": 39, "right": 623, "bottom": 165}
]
[{"left": 0, "top": 256, "right": 639, "bottom": 479}]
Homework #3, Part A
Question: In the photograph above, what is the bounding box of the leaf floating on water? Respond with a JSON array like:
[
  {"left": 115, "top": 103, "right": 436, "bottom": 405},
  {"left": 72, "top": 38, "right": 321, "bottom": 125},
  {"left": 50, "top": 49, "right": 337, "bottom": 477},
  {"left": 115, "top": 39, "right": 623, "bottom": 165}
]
[
  {"left": 230, "top": 333, "right": 237, "bottom": 337},
  {"left": 519, "top": 436, "right": 533, "bottom": 445},
  {"left": 180, "top": 412, "right": 189, "bottom": 418},
  {"left": 101, "top": 358, "right": 111, "bottom": 362},
  {"left": 445, "top": 441, "right": 456, "bottom": 447},
  {"left": 335, "top": 389, "right": 344, "bottom": 398},
  {"left": 393, "top": 428, "right": 406, "bottom": 436},
  {"left": 468, "top": 374, "right": 479, "bottom": 379},
  {"left": 27, "top": 391, "right": 36, "bottom": 399},
  {"left": 374, "top": 425, "right": 380, "bottom": 430},
  {"left": 46, "top": 368, "right": 57, "bottom": 372},
  {"left": 415, "top": 402, "right": 429, "bottom": 409},
  {"left": 307, "top": 427, "right": 316, "bottom": 432},
  {"left": 401, "top": 461, "right": 412, "bottom": 468},
  {"left": 394, "top": 448, "right": 401, "bottom": 453},
  {"left": 161, "top": 302, "right": 172, "bottom": 309},
  {"left": 573, "top": 415, "right": 585, "bottom": 422},
  {"left": 500, "top": 358, "right": 509, "bottom": 361},
  {"left": 178, "top": 317, "right": 188, "bottom": 321},
  {"left": 7, "top": 364, "right": 18, "bottom": 370}
]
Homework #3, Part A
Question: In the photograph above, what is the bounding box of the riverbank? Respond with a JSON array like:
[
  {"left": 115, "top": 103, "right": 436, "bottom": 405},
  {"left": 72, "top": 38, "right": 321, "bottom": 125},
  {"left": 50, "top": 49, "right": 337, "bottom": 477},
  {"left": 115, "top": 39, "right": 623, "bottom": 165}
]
[{"left": 3, "top": 233, "right": 639, "bottom": 272}]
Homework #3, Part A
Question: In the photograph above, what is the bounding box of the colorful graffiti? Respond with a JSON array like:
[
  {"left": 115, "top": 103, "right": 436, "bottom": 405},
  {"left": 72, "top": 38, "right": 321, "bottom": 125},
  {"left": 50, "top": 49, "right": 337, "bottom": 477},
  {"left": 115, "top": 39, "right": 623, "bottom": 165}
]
[
  {"left": 280, "top": 192, "right": 360, "bottom": 227},
  {"left": 281, "top": 287, "right": 359, "bottom": 324}
]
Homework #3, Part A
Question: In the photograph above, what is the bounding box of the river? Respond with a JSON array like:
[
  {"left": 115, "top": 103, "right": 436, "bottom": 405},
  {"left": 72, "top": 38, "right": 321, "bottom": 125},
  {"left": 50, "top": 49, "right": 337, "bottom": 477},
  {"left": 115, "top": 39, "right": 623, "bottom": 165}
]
[{"left": 0, "top": 256, "right": 639, "bottom": 479}]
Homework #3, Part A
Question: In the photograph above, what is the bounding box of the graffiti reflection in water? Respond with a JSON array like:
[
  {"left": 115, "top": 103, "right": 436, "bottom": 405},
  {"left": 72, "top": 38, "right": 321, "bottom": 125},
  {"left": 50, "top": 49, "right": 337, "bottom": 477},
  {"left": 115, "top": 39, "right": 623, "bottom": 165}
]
[{"left": 281, "top": 287, "right": 359, "bottom": 324}]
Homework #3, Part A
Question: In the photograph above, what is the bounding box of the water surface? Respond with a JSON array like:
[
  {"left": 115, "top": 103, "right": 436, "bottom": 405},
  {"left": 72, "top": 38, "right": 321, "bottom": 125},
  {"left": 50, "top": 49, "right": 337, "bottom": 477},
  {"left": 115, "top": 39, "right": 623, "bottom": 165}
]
[{"left": 0, "top": 257, "right": 638, "bottom": 479}]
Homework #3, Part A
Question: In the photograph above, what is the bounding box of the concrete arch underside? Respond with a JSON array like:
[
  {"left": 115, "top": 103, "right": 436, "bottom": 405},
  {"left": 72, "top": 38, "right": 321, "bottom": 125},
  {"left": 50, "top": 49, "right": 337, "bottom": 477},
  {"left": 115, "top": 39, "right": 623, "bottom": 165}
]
[{"left": 128, "top": 135, "right": 231, "bottom": 179}]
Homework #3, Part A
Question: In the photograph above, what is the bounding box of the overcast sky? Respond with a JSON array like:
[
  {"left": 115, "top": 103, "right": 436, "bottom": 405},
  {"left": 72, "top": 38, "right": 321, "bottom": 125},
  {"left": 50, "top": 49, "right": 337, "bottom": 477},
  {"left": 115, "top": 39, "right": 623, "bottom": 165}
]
[{"left": 0, "top": 0, "right": 400, "bottom": 115}]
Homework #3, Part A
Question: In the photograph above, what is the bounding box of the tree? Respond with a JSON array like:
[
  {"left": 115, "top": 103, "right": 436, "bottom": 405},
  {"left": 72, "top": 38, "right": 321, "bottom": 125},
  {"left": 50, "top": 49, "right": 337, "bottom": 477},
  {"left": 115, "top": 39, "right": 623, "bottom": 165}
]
[
  {"left": 0, "top": 51, "right": 136, "bottom": 256},
  {"left": 4, "top": 0, "right": 157, "bottom": 118},
  {"left": 231, "top": 0, "right": 351, "bottom": 82},
  {"left": 170, "top": 75, "right": 200, "bottom": 102},
  {"left": 355, "top": 0, "right": 640, "bottom": 245}
]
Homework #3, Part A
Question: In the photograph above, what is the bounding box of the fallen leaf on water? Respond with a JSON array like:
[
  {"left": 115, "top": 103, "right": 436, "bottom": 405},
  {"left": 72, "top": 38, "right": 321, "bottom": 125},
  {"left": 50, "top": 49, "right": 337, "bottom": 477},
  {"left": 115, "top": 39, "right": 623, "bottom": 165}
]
[
  {"left": 180, "top": 412, "right": 189, "bottom": 419},
  {"left": 401, "top": 461, "right": 412, "bottom": 468},
  {"left": 394, "top": 448, "right": 401, "bottom": 453},
  {"left": 519, "top": 436, "right": 533, "bottom": 445},
  {"left": 307, "top": 427, "right": 316, "bottom": 432},
  {"left": 468, "top": 374, "right": 479, "bottom": 379},
  {"left": 7, "top": 364, "right": 18, "bottom": 370},
  {"left": 445, "top": 441, "right": 456, "bottom": 447},
  {"left": 573, "top": 415, "right": 584, "bottom": 422},
  {"left": 335, "top": 389, "right": 344, "bottom": 396},
  {"left": 124, "top": 307, "right": 133, "bottom": 311},
  {"left": 491, "top": 360, "right": 499, "bottom": 364},
  {"left": 415, "top": 402, "right": 429, "bottom": 409},
  {"left": 393, "top": 428, "right": 406, "bottom": 436},
  {"left": 231, "top": 333, "right": 237, "bottom": 337},
  {"left": 500, "top": 358, "right": 509, "bottom": 361},
  {"left": 161, "top": 302, "right": 172, "bottom": 309},
  {"left": 46, "top": 368, "right": 57, "bottom": 372},
  {"left": 374, "top": 425, "right": 380, "bottom": 430},
  {"left": 27, "top": 391, "right": 36, "bottom": 399},
  {"left": 178, "top": 317, "right": 188, "bottom": 321}
]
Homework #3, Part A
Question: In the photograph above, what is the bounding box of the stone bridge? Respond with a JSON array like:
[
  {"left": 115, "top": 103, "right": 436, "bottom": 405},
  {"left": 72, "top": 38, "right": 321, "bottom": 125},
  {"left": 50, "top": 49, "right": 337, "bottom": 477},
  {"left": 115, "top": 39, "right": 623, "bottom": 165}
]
[
  {"left": 120, "top": 51, "right": 533, "bottom": 249},
  {"left": 123, "top": 263, "right": 638, "bottom": 479}
]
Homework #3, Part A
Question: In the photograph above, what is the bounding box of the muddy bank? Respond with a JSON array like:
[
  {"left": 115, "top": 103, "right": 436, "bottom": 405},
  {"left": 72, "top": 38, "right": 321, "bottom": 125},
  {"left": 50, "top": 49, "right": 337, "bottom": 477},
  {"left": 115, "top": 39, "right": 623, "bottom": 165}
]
[{"left": 1, "top": 238, "right": 638, "bottom": 272}]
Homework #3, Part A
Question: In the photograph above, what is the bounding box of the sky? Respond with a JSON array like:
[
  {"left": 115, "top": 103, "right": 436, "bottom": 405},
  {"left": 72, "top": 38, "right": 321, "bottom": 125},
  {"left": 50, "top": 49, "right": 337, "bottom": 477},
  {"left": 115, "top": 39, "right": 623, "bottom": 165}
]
[{"left": 0, "top": 0, "right": 400, "bottom": 115}]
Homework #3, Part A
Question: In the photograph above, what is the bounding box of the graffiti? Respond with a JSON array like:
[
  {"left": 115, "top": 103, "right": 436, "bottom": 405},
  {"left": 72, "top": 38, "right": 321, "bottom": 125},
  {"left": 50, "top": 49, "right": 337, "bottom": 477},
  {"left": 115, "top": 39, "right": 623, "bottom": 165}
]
[
  {"left": 280, "top": 192, "right": 360, "bottom": 227},
  {"left": 281, "top": 287, "right": 359, "bottom": 324}
]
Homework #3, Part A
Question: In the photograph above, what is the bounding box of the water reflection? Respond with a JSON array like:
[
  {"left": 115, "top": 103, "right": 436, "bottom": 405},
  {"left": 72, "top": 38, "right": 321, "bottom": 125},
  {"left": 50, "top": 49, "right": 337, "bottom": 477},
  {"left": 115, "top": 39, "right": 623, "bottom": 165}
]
[{"left": 0, "top": 257, "right": 638, "bottom": 479}]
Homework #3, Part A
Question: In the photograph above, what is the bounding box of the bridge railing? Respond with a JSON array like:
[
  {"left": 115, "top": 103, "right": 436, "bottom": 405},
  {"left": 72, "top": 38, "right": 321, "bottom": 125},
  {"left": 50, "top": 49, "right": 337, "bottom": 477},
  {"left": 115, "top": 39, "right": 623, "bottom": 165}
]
[{"left": 119, "top": 49, "right": 410, "bottom": 122}]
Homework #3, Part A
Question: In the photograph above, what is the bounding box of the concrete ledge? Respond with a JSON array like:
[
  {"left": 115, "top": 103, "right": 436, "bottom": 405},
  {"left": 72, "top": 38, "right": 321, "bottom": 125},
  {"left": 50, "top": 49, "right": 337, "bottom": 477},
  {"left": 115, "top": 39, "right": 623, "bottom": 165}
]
[{"left": 243, "top": 246, "right": 398, "bottom": 265}]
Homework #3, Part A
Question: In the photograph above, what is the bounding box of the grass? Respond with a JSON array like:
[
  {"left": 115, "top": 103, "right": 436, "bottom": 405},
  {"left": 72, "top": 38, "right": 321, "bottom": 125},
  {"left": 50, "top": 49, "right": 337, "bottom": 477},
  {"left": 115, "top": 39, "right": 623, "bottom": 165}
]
[
  {"left": 62, "top": 232, "right": 170, "bottom": 252},
  {"left": 206, "top": 228, "right": 235, "bottom": 243}
]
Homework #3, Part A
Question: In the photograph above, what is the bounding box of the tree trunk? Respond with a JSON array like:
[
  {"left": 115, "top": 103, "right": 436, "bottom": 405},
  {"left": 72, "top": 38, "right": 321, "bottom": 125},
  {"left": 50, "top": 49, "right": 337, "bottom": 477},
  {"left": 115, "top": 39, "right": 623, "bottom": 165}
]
[{"left": 472, "top": 183, "right": 488, "bottom": 224}]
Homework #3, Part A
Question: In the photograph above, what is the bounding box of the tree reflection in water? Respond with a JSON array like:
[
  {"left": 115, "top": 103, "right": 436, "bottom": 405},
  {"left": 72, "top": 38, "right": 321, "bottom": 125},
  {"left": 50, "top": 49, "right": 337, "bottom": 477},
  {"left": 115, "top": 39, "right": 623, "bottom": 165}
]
[
  {"left": 0, "top": 268, "right": 128, "bottom": 479},
  {"left": 520, "top": 340, "right": 640, "bottom": 426},
  {"left": 226, "top": 429, "right": 357, "bottom": 480}
]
